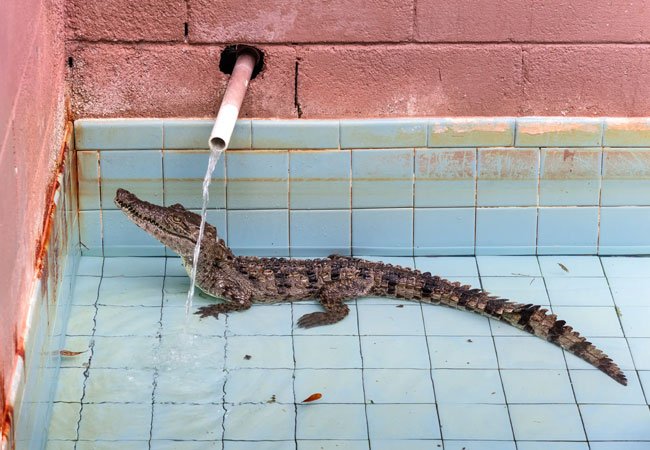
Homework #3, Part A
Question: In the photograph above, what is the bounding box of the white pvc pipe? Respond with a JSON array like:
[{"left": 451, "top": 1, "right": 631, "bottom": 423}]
[{"left": 209, "top": 50, "right": 257, "bottom": 153}]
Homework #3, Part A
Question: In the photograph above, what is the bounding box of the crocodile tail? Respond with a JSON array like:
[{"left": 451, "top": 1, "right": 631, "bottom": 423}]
[{"left": 419, "top": 274, "right": 628, "bottom": 385}]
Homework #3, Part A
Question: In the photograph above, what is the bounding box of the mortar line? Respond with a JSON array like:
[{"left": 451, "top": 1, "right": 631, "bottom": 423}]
[
  {"left": 535, "top": 147, "right": 541, "bottom": 256},
  {"left": 290, "top": 295, "right": 298, "bottom": 449},
  {"left": 411, "top": 147, "right": 415, "bottom": 259},
  {"left": 596, "top": 149, "right": 604, "bottom": 253},
  {"left": 354, "top": 297, "right": 372, "bottom": 449},
  {"left": 474, "top": 147, "right": 479, "bottom": 255}
]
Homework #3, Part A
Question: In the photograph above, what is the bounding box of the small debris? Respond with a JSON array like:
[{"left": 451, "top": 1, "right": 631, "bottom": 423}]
[
  {"left": 267, "top": 395, "right": 276, "bottom": 403},
  {"left": 558, "top": 263, "right": 569, "bottom": 273},
  {"left": 302, "top": 393, "right": 322, "bottom": 402},
  {"left": 615, "top": 306, "right": 622, "bottom": 317},
  {"left": 467, "top": 339, "right": 473, "bottom": 343},
  {"left": 396, "top": 304, "right": 404, "bottom": 308},
  {"left": 244, "top": 354, "right": 252, "bottom": 360},
  {"left": 491, "top": 392, "right": 496, "bottom": 395},
  {"left": 59, "top": 349, "right": 87, "bottom": 356},
  {"left": 369, "top": 399, "right": 375, "bottom": 404}
]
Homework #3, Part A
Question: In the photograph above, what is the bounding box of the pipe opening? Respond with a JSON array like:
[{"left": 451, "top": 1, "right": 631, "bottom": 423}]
[
  {"left": 209, "top": 137, "right": 227, "bottom": 153},
  {"left": 220, "top": 45, "right": 264, "bottom": 80}
]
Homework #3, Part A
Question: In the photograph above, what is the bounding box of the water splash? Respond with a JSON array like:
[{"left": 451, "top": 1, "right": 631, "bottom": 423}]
[{"left": 186, "top": 147, "right": 224, "bottom": 318}]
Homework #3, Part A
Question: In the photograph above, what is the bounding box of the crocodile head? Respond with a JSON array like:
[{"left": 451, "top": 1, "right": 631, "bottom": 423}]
[{"left": 114, "top": 188, "right": 231, "bottom": 260}]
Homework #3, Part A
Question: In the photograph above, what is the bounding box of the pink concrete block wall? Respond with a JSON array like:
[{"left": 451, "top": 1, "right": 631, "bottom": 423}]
[{"left": 66, "top": 0, "right": 650, "bottom": 118}]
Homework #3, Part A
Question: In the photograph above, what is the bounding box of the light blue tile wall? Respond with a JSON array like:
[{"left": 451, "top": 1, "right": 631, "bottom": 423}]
[{"left": 74, "top": 118, "right": 650, "bottom": 256}]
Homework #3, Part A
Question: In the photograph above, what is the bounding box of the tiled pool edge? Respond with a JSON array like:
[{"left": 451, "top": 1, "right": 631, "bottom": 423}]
[
  {"left": 74, "top": 117, "right": 650, "bottom": 257},
  {"left": 2, "top": 123, "right": 81, "bottom": 450}
]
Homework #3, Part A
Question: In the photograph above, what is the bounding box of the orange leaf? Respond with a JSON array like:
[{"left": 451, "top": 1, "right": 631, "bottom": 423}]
[
  {"left": 59, "top": 350, "right": 86, "bottom": 356},
  {"left": 302, "top": 393, "right": 322, "bottom": 402}
]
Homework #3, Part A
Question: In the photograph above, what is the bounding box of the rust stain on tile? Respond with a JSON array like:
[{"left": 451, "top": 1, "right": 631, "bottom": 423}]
[
  {"left": 416, "top": 150, "right": 475, "bottom": 181},
  {"left": 542, "top": 148, "right": 601, "bottom": 180},
  {"left": 479, "top": 148, "right": 538, "bottom": 181},
  {"left": 604, "top": 149, "right": 650, "bottom": 179},
  {"left": 519, "top": 122, "right": 600, "bottom": 136}
]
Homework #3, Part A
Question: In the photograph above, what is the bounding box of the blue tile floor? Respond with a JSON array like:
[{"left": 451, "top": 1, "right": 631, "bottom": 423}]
[{"left": 47, "top": 256, "right": 650, "bottom": 449}]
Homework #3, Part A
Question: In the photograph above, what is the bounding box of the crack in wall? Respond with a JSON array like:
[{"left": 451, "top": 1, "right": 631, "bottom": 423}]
[{"left": 294, "top": 59, "right": 303, "bottom": 118}]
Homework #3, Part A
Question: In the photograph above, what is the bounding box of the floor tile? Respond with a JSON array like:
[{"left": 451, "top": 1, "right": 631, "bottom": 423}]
[
  {"left": 580, "top": 404, "right": 650, "bottom": 440},
  {"left": 297, "top": 404, "right": 367, "bottom": 440},
  {"left": 601, "top": 256, "right": 650, "bottom": 278},
  {"left": 422, "top": 305, "right": 492, "bottom": 336},
  {"left": 85, "top": 368, "right": 154, "bottom": 403},
  {"left": 65, "top": 305, "right": 96, "bottom": 335},
  {"left": 480, "top": 277, "right": 549, "bottom": 305},
  {"left": 638, "top": 370, "right": 650, "bottom": 398},
  {"left": 98, "top": 277, "right": 164, "bottom": 306},
  {"left": 300, "top": 442, "right": 368, "bottom": 450},
  {"left": 445, "top": 442, "right": 516, "bottom": 450},
  {"left": 45, "top": 441, "right": 76, "bottom": 450},
  {"left": 79, "top": 403, "right": 152, "bottom": 440},
  {"left": 161, "top": 305, "right": 226, "bottom": 336},
  {"left": 364, "top": 369, "right": 435, "bottom": 403},
  {"left": 367, "top": 404, "right": 440, "bottom": 439},
  {"left": 226, "top": 304, "right": 292, "bottom": 335},
  {"left": 295, "top": 369, "right": 364, "bottom": 404},
  {"left": 156, "top": 335, "right": 224, "bottom": 370},
  {"left": 225, "top": 403, "right": 295, "bottom": 440},
  {"left": 294, "top": 336, "right": 362, "bottom": 369},
  {"left": 53, "top": 368, "right": 86, "bottom": 402},
  {"left": 590, "top": 443, "right": 650, "bottom": 450},
  {"left": 428, "top": 336, "right": 498, "bottom": 369},
  {"left": 102, "top": 256, "right": 166, "bottom": 277},
  {"left": 570, "top": 369, "right": 646, "bottom": 404},
  {"left": 293, "top": 303, "right": 359, "bottom": 335},
  {"left": 77, "top": 257, "right": 103, "bottom": 276},
  {"left": 414, "top": 257, "right": 478, "bottom": 277},
  {"left": 494, "top": 337, "right": 567, "bottom": 369},
  {"left": 500, "top": 369, "right": 574, "bottom": 403},
  {"left": 152, "top": 403, "right": 223, "bottom": 440},
  {"left": 47, "top": 403, "right": 81, "bottom": 440},
  {"left": 628, "top": 338, "right": 650, "bottom": 370},
  {"left": 545, "top": 277, "right": 614, "bottom": 306},
  {"left": 156, "top": 368, "right": 225, "bottom": 404},
  {"left": 509, "top": 404, "right": 585, "bottom": 441},
  {"left": 552, "top": 306, "right": 623, "bottom": 337},
  {"left": 431, "top": 369, "right": 505, "bottom": 403},
  {"left": 608, "top": 277, "right": 650, "bottom": 306},
  {"left": 360, "top": 336, "right": 430, "bottom": 369},
  {"left": 59, "top": 335, "right": 93, "bottom": 368},
  {"left": 538, "top": 256, "right": 604, "bottom": 277},
  {"left": 227, "top": 442, "right": 296, "bottom": 450},
  {"left": 92, "top": 336, "right": 158, "bottom": 369},
  {"left": 224, "top": 369, "right": 293, "bottom": 404},
  {"left": 517, "top": 443, "right": 588, "bottom": 450},
  {"left": 95, "top": 305, "right": 160, "bottom": 336},
  {"left": 165, "top": 257, "right": 187, "bottom": 277},
  {"left": 619, "top": 307, "right": 650, "bottom": 337},
  {"left": 226, "top": 336, "right": 293, "bottom": 369},
  {"left": 153, "top": 441, "right": 223, "bottom": 450},
  {"left": 357, "top": 304, "right": 424, "bottom": 335},
  {"left": 438, "top": 404, "right": 512, "bottom": 440},
  {"left": 476, "top": 256, "right": 541, "bottom": 277},
  {"left": 71, "top": 276, "right": 101, "bottom": 305}
]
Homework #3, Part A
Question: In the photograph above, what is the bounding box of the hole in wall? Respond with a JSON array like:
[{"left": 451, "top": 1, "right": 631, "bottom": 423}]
[
  {"left": 67, "top": 57, "right": 73, "bottom": 68},
  {"left": 219, "top": 45, "right": 264, "bottom": 80},
  {"left": 184, "top": 22, "right": 188, "bottom": 38}
]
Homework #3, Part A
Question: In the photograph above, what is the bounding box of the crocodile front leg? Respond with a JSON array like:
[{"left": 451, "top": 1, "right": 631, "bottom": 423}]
[
  {"left": 195, "top": 300, "right": 252, "bottom": 319},
  {"left": 297, "top": 278, "right": 373, "bottom": 328}
]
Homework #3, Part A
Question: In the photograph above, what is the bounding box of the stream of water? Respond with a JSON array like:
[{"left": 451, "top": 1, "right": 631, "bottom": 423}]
[{"left": 185, "top": 147, "right": 224, "bottom": 318}]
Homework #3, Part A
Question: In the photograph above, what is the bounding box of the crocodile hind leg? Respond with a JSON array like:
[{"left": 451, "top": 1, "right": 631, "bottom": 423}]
[
  {"left": 195, "top": 299, "right": 252, "bottom": 319},
  {"left": 297, "top": 278, "right": 373, "bottom": 328}
]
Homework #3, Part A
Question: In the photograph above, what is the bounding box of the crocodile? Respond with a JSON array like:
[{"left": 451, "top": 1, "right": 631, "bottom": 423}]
[{"left": 114, "top": 188, "right": 627, "bottom": 385}]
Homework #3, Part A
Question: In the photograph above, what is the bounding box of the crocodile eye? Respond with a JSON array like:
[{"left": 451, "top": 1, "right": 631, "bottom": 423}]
[{"left": 172, "top": 216, "right": 181, "bottom": 223}]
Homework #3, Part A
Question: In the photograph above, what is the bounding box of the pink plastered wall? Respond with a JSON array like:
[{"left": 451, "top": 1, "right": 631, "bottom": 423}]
[
  {"left": 1, "top": 0, "right": 67, "bottom": 431},
  {"left": 66, "top": 0, "right": 650, "bottom": 118}
]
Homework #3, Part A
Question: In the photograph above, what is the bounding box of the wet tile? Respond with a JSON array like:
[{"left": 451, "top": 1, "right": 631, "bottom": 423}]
[
  {"left": 293, "top": 303, "right": 359, "bottom": 335},
  {"left": 163, "top": 150, "right": 225, "bottom": 209},
  {"left": 290, "top": 150, "right": 350, "bottom": 209},
  {"left": 153, "top": 441, "right": 223, "bottom": 450},
  {"left": 45, "top": 441, "right": 76, "bottom": 450},
  {"left": 438, "top": 404, "right": 512, "bottom": 440},
  {"left": 227, "top": 151, "right": 288, "bottom": 209},
  {"left": 163, "top": 118, "right": 250, "bottom": 149},
  {"left": 360, "top": 335, "right": 430, "bottom": 369},
  {"left": 227, "top": 304, "right": 292, "bottom": 335},
  {"left": 538, "top": 256, "right": 604, "bottom": 277},
  {"left": 604, "top": 118, "right": 650, "bottom": 147},
  {"left": 103, "top": 256, "right": 166, "bottom": 277},
  {"left": 91, "top": 336, "right": 158, "bottom": 368},
  {"left": 341, "top": 118, "right": 427, "bottom": 149},
  {"left": 477, "top": 148, "right": 539, "bottom": 206},
  {"left": 445, "top": 442, "right": 516, "bottom": 450},
  {"left": 428, "top": 336, "right": 498, "bottom": 369},
  {"left": 59, "top": 335, "right": 93, "bottom": 368},
  {"left": 537, "top": 207, "right": 599, "bottom": 255},
  {"left": 351, "top": 208, "right": 413, "bottom": 256},
  {"left": 638, "top": 371, "right": 650, "bottom": 398},
  {"left": 85, "top": 368, "right": 154, "bottom": 403},
  {"left": 552, "top": 306, "right": 623, "bottom": 337},
  {"left": 95, "top": 305, "right": 161, "bottom": 336},
  {"left": 414, "top": 208, "right": 475, "bottom": 255},
  {"left": 608, "top": 277, "right": 650, "bottom": 306},
  {"left": 357, "top": 304, "right": 424, "bottom": 335},
  {"left": 290, "top": 210, "right": 351, "bottom": 257},
  {"left": 79, "top": 403, "right": 152, "bottom": 440},
  {"left": 295, "top": 369, "right": 364, "bottom": 404},
  {"left": 99, "top": 276, "right": 164, "bottom": 306},
  {"left": 227, "top": 442, "right": 295, "bottom": 450},
  {"left": 590, "top": 443, "right": 650, "bottom": 450},
  {"left": 475, "top": 208, "right": 537, "bottom": 255},
  {"left": 415, "top": 148, "right": 476, "bottom": 207},
  {"left": 227, "top": 209, "right": 289, "bottom": 257},
  {"left": 371, "top": 442, "right": 441, "bottom": 450},
  {"left": 481, "top": 277, "right": 549, "bottom": 305},
  {"left": 540, "top": 147, "right": 601, "bottom": 206},
  {"left": 580, "top": 404, "right": 650, "bottom": 440},
  {"left": 571, "top": 369, "right": 646, "bottom": 404},
  {"left": 297, "top": 404, "right": 367, "bottom": 439},
  {"left": 47, "top": 403, "right": 81, "bottom": 440},
  {"left": 619, "top": 306, "right": 650, "bottom": 337},
  {"left": 225, "top": 403, "right": 295, "bottom": 440},
  {"left": 352, "top": 149, "right": 413, "bottom": 208},
  {"left": 601, "top": 256, "right": 650, "bottom": 277},
  {"left": 295, "top": 335, "right": 361, "bottom": 369},
  {"left": 226, "top": 336, "right": 293, "bottom": 369},
  {"left": 100, "top": 150, "right": 163, "bottom": 210},
  {"left": 152, "top": 403, "right": 223, "bottom": 440},
  {"left": 165, "top": 257, "right": 187, "bottom": 277},
  {"left": 364, "top": 369, "right": 435, "bottom": 403},
  {"left": 432, "top": 369, "right": 505, "bottom": 404},
  {"left": 422, "top": 306, "right": 491, "bottom": 336},
  {"left": 415, "top": 257, "right": 478, "bottom": 277},
  {"left": 53, "top": 367, "right": 86, "bottom": 402},
  {"left": 429, "top": 117, "right": 514, "bottom": 147},
  {"left": 602, "top": 148, "right": 650, "bottom": 206},
  {"left": 628, "top": 338, "right": 650, "bottom": 369},
  {"left": 79, "top": 210, "right": 102, "bottom": 256},
  {"left": 564, "top": 337, "right": 636, "bottom": 371},
  {"left": 224, "top": 368, "right": 292, "bottom": 404},
  {"left": 494, "top": 336, "right": 567, "bottom": 369},
  {"left": 65, "top": 305, "right": 96, "bottom": 335},
  {"left": 500, "top": 369, "right": 574, "bottom": 403},
  {"left": 77, "top": 151, "right": 100, "bottom": 210},
  {"left": 253, "top": 119, "right": 338, "bottom": 149},
  {"left": 509, "top": 404, "right": 585, "bottom": 441},
  {"left": 102, "top": 209, "right": 165, "bottom": 256},
  {"left": 599, "top": 207, "right": 650, "bottom": 255},
  {"left": 77, "top": 257, "right": 104, "bottom": 277},
  {"left": 367, "top": 404, "right": 440, "bottom": 439},
  {"left": 156, "top": 335, "right": 225, "bottom": 371},
  {"left": 75, "top": 119, "right": 163, "bottom": 150},
  {"left": 516, "top": 117, "right": 603, "bottom": 147},
  {"left": 162, "top": 305, "right": 225, "bottom": 336},
  {"left": 546, "top": 278, "right": 613, "bottom": 306}
]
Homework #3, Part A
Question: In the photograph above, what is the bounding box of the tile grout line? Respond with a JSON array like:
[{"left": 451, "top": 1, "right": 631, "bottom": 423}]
[
  {"left": 354, "top": 298, "right": 372, "bottom": 449},
  {"left": 596, "top": 149, "right": 604, "bottom": 254},
  {"left": 72, "top": 257, "right": 105, "bottom": 448},
  {"left": 221, "top": 298, "right": 230, "bottom": 449},
  {"left": 474, "top": 147, "right": 479, "bottom": 256},
  {"left": 535, "top": 147, "right": 541, "bottom": 256},
  {"left": 290, "top": 294, "right": 298, "bottom": 449},
  {"left": 412, "top": 148, "right": 415, "bottom": 259},
  {"left": 147, "top": 257, "right": 166, "bottom": 449},
  {"left": 288, "top": 151, "right": 292, "bottom": 258},
  {"left": 476, "top": 257, "right": 519, "bottom": 450}
]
